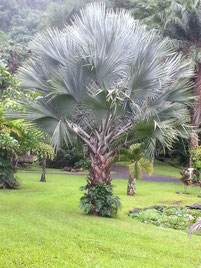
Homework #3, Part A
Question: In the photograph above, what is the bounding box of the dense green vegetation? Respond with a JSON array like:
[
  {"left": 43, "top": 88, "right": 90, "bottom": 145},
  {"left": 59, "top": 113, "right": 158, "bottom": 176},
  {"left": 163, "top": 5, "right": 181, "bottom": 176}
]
[
  {"left": 0, "top": 64, "right": 54, "bottom": 187},
  {"left": 0, "top": 171, "right": 200, "bottom": 267}
]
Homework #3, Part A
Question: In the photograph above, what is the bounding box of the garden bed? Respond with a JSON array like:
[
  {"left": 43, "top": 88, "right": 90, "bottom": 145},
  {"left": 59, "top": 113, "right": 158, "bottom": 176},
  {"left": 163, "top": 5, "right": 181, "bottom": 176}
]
[{"left": 128, "top": 203, "right": 201, "bottom": 232}]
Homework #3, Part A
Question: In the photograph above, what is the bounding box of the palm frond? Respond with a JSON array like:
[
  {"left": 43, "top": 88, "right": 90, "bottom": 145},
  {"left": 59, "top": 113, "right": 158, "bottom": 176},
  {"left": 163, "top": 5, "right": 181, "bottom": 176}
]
[{"left": 188, "top": 220, "right": 201, "bottom": 235}]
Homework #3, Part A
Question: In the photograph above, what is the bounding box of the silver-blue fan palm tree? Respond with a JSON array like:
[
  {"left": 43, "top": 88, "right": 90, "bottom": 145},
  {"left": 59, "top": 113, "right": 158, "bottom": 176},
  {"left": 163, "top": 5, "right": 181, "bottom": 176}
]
[{"left": 17, "top": 3, "right": 193, "bottom": 215}]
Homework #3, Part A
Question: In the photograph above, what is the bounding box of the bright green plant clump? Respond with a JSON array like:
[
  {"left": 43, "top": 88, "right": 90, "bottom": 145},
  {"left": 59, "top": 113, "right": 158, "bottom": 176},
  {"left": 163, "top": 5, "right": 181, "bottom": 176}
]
[
  {"left": 191, "top": 146, "right": 201, "bottom": 170},
  {"left": 130, "top": 207, "right": 201, "bottom": 231},
  {"left": 75, "top": 158, "right": 91, "bottom": 169},
  {"left": 80, "top": 183, "right": 121, "bottom": 217}
]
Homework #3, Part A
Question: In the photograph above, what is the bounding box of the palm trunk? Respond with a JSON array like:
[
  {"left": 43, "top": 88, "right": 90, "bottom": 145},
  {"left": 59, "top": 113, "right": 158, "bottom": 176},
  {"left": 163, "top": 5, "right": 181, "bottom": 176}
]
[
  {"left": 189, "top": 124, "right": 198, "bottom": 168},
  {"left": 40, "top": 153, "right": 46, "bottom": 182},
  {"left": 127, "top": 175, "right": 136, "bottom": 196},
  {"left": 87, "top": 126, "right": 113, "bottom": 188},
  {"left": 88, "top": 152, "right": 111, "bottom": 187},
  {"left": 79, "top": 123, "right": 121, "bottom": 217},
  {"left": 190, "top": 64, "right": 201, "bottom": 167}
]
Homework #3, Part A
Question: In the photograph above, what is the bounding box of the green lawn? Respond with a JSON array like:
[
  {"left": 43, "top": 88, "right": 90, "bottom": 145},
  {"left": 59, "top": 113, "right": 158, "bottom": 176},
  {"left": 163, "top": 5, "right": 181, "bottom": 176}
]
[
  {"left": 19, "top": 160, "right": 182, "bottom": 179},
  {"left": 0, "top": 172, "right": 201, "bottom": 267},
  {"left": 18, "top": 165, "right": 88, "bottom": 174},
  {"left": 118, "top": 160, "right": 182, "bottom": 179},
  {"left": 153, "top": 160, "right": 182, "bottom": 178}
]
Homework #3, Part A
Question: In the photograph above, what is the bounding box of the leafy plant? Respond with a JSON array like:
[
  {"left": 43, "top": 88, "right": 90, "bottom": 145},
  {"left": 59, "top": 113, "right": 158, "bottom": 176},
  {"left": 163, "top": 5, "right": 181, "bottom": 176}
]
[
  {"left": 80, "top": 183, "right": 121, "bottom": 217},
  {"left": 47, "top": 143, "right": 90, "bottom": 169},
  {"left": 190, "top": 146, "right": 201, "bottom": 170},
  {"left": 75, "top": 158, "right": 91, "bottom": 169},
  {"left": 0, "top": 63, "right": 54, "bottom": 187}
]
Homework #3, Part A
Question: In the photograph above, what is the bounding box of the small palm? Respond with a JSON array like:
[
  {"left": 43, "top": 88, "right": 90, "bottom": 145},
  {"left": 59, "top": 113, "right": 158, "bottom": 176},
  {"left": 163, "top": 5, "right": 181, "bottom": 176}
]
[
  {"left": 114, "top": 144, "right": 153, "bottom": 195},
  {"left": 118, "top": 144, "right": 153, "bottom": 180}
]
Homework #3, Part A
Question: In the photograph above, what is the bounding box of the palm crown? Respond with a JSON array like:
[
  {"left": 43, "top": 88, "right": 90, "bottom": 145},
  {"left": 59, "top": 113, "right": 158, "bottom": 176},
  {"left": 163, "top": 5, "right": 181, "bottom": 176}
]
[
  {"left": 112, "top": 144, "right": 153, "bottom": 195},
  {"left": 18, "top": 3, "right": 193, "bottom": 186},
  {"left": 118, "top": 144, "right": 153, "bottom": 180}
]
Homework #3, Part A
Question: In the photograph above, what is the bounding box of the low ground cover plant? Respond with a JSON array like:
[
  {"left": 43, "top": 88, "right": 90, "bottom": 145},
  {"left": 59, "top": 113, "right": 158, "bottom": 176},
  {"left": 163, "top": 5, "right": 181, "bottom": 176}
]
[{"left": 129, "top": 206, "right": 201, "bottom": 231}]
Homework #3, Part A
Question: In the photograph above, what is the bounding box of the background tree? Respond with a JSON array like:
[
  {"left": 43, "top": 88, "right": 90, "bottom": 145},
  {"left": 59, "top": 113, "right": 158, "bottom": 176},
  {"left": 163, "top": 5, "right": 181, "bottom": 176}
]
[
  {"left": 0, "top": 112, "right": 20, "bottom": 189},
  {"left": 33, "top": 142, "right": 54, "bottom": 182},
  {"left": 127, "top": 0, "right": 172, "bottom": 29},
  {"left": 163, "top": 1, "right": 201, "bottom": 158},
  {"left": 0, "top": 63, "right": 54, "bottom": 188},
  {"left": 39, "top": 0, "right": 82, "bottom": 30}
]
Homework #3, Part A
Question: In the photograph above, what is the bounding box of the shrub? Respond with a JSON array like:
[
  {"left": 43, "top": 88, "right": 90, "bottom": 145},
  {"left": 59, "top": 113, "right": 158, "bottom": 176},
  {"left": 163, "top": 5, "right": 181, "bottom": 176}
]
[
  {"left": 47, "top": 144, "right": 90, "bottom": 169},
  {"left": 74, "top": 158, "right": 91, "bottom": 169},
  {"left": 80, "top": 183, "right": 121, "bottom": 218}
]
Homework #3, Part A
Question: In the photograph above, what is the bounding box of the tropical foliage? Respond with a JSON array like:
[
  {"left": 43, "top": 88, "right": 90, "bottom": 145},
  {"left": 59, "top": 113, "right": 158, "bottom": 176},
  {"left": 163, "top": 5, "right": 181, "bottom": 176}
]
[
  {"left": 80, "top": 183, "right": 121, "bottom": 217},
  {"left": 0, "top": 64, "right": 54, "bottom": 188}
]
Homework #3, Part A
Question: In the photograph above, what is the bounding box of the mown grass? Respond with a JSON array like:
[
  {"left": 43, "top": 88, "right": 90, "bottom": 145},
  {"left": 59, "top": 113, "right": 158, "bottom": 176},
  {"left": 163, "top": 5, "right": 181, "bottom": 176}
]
[
  {"left": 18, "top": 165, "right": 88, "bottom": 174},
  {"left": 118, "top": 159, "right": 182, "bottom": 179},
  {"left": 153, "top": 160, "right": 182, "bottom": 178},
  {"left": 0, "top": 172, "right": 201, "bottom": 268},
  {"left": 19, "top": 160, "right": 182, "bottom": 179}
]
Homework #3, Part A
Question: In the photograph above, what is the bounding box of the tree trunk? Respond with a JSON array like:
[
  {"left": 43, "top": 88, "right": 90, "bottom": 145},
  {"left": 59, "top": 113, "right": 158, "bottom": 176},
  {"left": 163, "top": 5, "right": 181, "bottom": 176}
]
[
  {"left": 127, "top": 175, "right": 136, "bottom": 196},
  {"left": 189, "top": 64, "right": 201, "bottom": 167},
  {"left": 189, "top": 125, "right": 198, "bottom": 168},
  {"left": 88, "top": 152, "right": 111, "bottom": 188},
  {"left": 40, "top": 153, "right": 46, "bottom": 182},
  {"left": 0, "top": 149, "right": 20, "bottom": 189},
  {"left": 86, "top": 124, "right": 113, "bottom": 189}
]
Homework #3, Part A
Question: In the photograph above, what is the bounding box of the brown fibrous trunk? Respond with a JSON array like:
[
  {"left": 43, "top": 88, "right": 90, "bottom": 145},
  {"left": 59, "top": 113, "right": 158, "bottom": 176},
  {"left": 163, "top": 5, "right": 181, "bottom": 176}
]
[
  {"left": 127, "top": 175, "right": 136, "bottom": 196},
  {"left": 88, "top": 152, "right": 111, "bottom": 188},
  {"left": 190, "top": 64, "right": 201, "bottom": 167}
]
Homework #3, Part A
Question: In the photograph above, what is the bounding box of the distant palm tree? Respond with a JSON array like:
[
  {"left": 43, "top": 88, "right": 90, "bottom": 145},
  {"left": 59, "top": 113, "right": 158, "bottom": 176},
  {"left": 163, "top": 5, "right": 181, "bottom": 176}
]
[
  {"left": 164, "top": 0, "right": 201, "bottom": 154},
  {"left": 113, "top": 144, "right": 153, "bottom": 195},
  {"left": 18, "top": 4, "right": 193, "bottom": 200}
]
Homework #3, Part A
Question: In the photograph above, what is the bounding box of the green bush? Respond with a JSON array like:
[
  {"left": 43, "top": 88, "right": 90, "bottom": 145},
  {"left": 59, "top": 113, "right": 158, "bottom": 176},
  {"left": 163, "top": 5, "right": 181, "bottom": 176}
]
[
  {"left": 47, "top": 144, "right": 90, "bottom": 169},
  {"left": 80, "top": 183, "right": 121, "bottom": 218},
  {"left": 74, "top": 158, "right": 91, "bottom": 169}
]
